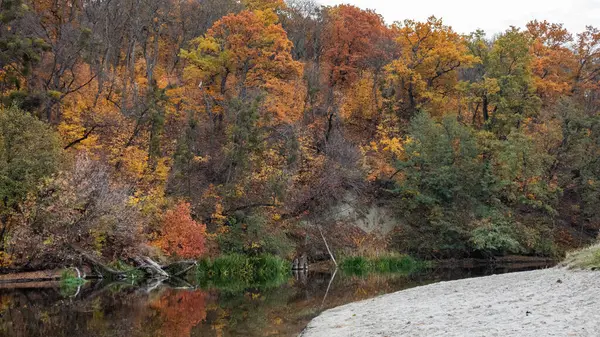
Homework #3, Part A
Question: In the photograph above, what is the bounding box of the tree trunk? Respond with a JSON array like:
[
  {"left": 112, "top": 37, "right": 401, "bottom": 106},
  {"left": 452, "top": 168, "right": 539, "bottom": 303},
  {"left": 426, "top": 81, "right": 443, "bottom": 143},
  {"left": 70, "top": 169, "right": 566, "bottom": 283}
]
[{"left": 483, "top": 95, "right": 490, "bottom": 124}]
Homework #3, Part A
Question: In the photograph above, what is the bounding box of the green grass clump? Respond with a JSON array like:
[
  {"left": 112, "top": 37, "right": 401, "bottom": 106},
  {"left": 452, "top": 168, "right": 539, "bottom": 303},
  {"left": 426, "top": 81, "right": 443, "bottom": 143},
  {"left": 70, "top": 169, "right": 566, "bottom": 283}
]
[
  {"left": 340, "top": 256, "right": 370, "bottom": 276},
  {"left": 253, "top": 254, "right": 289, "bottom": 281},
  {"left": 59, "top": 269, "right": 86, "bottom": 297},
  {"left": 563, "top": 244, "right": 600, "bottom": 269},
  {"left": 340, "top": 254, "right": 421, "bottom": 276},
  {"left": 195, "top": 254, "right": 290, "bottom": 293},
  {"left": 373, "top": 255, "right": 419, "bottom": 273}
]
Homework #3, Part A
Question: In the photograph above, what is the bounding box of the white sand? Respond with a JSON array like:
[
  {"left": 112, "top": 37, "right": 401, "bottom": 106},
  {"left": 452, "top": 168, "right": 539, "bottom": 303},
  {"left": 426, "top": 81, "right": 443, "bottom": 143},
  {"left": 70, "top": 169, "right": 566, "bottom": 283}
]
[{"left": 301, "top": 268, "right": 600, "bottom": 337}]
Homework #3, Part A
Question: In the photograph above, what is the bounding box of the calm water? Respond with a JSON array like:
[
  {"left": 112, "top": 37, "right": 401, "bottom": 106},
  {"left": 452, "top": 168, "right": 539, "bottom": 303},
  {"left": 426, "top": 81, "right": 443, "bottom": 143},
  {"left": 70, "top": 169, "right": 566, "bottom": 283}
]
[{"left": 0, "top": 263, "right": 553, "bottom": 337}]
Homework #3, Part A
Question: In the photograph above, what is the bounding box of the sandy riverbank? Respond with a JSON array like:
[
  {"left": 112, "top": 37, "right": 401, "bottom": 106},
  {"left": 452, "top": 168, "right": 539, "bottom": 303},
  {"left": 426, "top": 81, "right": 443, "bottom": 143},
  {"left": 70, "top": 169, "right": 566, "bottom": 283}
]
[{"left": 301, "top": 268, "right": 600, "bottom": 337}]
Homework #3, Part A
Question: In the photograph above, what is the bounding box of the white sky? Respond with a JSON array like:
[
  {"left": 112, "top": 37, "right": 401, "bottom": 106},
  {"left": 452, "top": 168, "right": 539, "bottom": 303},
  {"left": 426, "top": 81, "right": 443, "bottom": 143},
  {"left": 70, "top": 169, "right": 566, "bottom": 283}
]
[{"left": 318, "top": 0, "right": 600, "bottom": 35}]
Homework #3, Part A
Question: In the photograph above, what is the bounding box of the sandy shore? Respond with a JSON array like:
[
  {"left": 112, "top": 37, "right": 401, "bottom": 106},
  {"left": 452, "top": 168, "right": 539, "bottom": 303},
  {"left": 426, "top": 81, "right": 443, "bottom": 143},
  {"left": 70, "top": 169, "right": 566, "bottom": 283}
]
[{"left": 301, "top": 268, "right": 600, "bottom": 337}]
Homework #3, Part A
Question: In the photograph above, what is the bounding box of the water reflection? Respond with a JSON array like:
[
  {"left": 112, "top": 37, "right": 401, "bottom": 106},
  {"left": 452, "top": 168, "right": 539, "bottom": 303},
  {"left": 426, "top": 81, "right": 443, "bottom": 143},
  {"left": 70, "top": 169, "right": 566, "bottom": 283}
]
[{"left": 0, "top": 263, "right": 553, "bottom": 337}]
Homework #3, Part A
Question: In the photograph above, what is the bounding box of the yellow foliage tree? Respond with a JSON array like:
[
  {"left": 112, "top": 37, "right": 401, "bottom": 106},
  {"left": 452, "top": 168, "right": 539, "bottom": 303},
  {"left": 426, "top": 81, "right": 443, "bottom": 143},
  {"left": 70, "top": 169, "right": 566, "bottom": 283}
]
[{"left": 387, "top": 17, "right": 477, "bottom": 117}]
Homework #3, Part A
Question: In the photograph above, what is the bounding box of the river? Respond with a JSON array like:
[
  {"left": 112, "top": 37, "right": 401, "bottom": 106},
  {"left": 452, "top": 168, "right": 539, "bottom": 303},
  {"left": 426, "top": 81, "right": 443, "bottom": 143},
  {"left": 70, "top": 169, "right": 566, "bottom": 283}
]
[{"left": 0, "top": 263, "right": 553, "bottom": 337}]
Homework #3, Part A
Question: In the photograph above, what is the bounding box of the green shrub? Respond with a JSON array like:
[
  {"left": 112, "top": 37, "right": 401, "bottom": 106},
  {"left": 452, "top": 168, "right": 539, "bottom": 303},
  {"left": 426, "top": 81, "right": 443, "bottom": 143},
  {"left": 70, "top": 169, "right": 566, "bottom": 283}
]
[
  {"left": 195, "top": 254, "right": 290, "bottom": 294},
  {"left": 391, "top": 208, "right": 471, "bottom": 258},
  {"left": 340, "top": 256, "right": 370, "bottom": 276},
  {"left": 340, "top": 255, "right": 421, "bottom": 276},
  {"left": 533, "top": 237, "right": 562, "bottom": 258},
  {"left": 374, "top": 255, "right": 418, "bottom": 273},
  {"left": 0, "top": 106, "right": 62, "bottom": 211},
  {"left": 469, "top": 218, "right": 523, "bottom": 256}
]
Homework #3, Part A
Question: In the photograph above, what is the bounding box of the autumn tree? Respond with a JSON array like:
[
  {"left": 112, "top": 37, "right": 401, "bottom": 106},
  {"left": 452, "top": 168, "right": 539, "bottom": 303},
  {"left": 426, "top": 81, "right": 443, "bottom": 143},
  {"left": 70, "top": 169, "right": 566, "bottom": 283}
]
[
  {"left": 242, "top": 0, "right": 286, "bottom": 11},
  {"left": 318, "top": 5, "right": 392, "bottom": 143},
  {"left": 181, "top": 7, "right": 303, "bottom": 121},
  {"left": 463, "top": 28, "right": 540, "bottom": 134},
  {"left": 321, "top": 5, "right": 389, "bottom": 89},
  {"left": 572, "top": 25, "right": 600, "bottom": 111},
  {"left": 386, "top": 17, "right": 476, "bottom": 118},
  {"left": 280, "top": 0, "right": 324, "bottom": 121},
  {"left": 0, "top": 0, "right": 49, "bottom": 110},
  {"left": 21, "top": 0, "right": 102, "bottom": 122},
  {"left": 280, "top": 0, "right": 322, "bottom": 61},
  {"left": 7, "top": 155, "right": 145, "bottom": 268},
  {"left": 462, "top": 30, "right": 555, "bottom": 207},
  {"left": 52, "top": 0, "right": 190, "bottom": 201},
  {"left": 526, "top": 20, "right": 577, "bottom": 103},
  {"left": 0, "top": 106, "right": 61, "bottom": 252},
  {"left": 157, "top": 202, "right": 207, "bottom": 259},
  {"left": 175, "top": 6, "right": 306, "bottom": 225}
]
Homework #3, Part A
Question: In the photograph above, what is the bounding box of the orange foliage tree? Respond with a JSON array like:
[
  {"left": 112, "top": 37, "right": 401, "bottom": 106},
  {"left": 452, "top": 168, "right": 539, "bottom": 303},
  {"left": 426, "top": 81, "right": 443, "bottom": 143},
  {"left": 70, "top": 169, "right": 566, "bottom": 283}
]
[
  {"left": 321, "top": 5, "right": 390, "bottom": 89},
  {"left": 526, "top": 20, "right": 577, "bottom": 103},
  {"left": 157, "top": 202, "right": 207, "bottom": 259},
  {"left": 320, "top": 5, "right": 392, "bottom": 144},
  {"left": 181, "top": 7, "right": 304, "bottom": 123}
]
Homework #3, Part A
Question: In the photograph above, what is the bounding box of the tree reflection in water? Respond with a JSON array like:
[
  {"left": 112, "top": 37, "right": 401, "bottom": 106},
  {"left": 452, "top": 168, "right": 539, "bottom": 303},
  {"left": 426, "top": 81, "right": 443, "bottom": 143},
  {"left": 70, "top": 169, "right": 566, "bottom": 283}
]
[{"left": 0, "top": 263, "right": 553, "bottom": 337}]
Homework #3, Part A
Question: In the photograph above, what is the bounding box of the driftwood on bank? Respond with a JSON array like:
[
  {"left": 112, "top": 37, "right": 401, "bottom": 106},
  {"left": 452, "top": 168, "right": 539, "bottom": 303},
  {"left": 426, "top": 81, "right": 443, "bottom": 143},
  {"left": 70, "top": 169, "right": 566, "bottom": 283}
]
[
  {"left": 1, "top": 254, "right": 200, "bottom": 286},
  {"left": 133, "top": 257, "right": 170, "bottom": 278},
  {"left": 81, "top": 253, "right": 130, "bottom": 279},
  {"left": 163, "top": 260, "right": 198, "bottom": 277},
  {"left": 81, "top": 253, "right": 197, "bottom": 280}
]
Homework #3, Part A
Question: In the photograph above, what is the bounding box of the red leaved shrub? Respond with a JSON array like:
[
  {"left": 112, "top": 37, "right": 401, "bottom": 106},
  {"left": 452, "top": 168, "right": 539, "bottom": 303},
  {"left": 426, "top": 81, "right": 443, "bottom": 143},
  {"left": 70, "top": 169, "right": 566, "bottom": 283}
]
[{"left": 157, "top": 202, "right": 207, "bottom": 259}]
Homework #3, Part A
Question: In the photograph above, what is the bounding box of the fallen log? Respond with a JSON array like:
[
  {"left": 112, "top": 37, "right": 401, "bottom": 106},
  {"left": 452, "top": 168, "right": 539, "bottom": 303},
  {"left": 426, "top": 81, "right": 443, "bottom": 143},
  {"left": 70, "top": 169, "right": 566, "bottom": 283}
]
[
  {"left": 162, "top": 260, "right": 198, "bottom": 277},
  {"left": 135, "top": 257, "right": 170, "bottom": 279},
  {"left": 81, "top": 253, "right": 198, "bottom": 280},
  {"left": 80, "top": 252, "right": 130, "bottom": 280}
]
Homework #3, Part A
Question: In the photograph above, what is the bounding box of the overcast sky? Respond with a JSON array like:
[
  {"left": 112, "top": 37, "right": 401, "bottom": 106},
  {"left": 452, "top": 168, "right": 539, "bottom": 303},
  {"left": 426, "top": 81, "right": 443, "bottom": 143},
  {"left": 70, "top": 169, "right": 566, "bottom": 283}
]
[{"left": 318, "top": 0, "right": 600, "bottom": 35}]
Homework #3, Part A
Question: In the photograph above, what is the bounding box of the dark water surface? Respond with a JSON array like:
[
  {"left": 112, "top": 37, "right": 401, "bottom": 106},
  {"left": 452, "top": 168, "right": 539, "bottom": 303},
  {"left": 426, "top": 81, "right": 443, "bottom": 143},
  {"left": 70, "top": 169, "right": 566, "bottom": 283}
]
[{"left": 0, "top": 263, "right": 553, "bottom": 337}]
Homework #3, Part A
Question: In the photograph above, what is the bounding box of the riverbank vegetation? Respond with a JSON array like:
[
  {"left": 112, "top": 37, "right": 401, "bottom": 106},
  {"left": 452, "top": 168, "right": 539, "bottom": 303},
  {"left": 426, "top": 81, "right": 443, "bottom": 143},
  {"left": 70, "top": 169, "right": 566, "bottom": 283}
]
[
  {"left": 340, "top": 255, "right": 421, "bottom": 276},
  {"left": 195, "top": 254, "right": 290, "bottom": 292},
  {"left": 563, "top": 244, "right": 600, "bottom": 269},
  {"left": 59, "top": 269, "right": 87, "bottom": 296},
  {"left": 1, "top": 0, "right": 599, "bottom": 273}
]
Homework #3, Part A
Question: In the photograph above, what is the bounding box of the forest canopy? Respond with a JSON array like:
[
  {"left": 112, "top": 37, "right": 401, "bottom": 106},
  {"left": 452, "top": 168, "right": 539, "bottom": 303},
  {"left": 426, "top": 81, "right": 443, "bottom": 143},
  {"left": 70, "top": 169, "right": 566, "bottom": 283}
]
[{"left": 0, "top": 0, "right": 599, "bottom": 269}]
